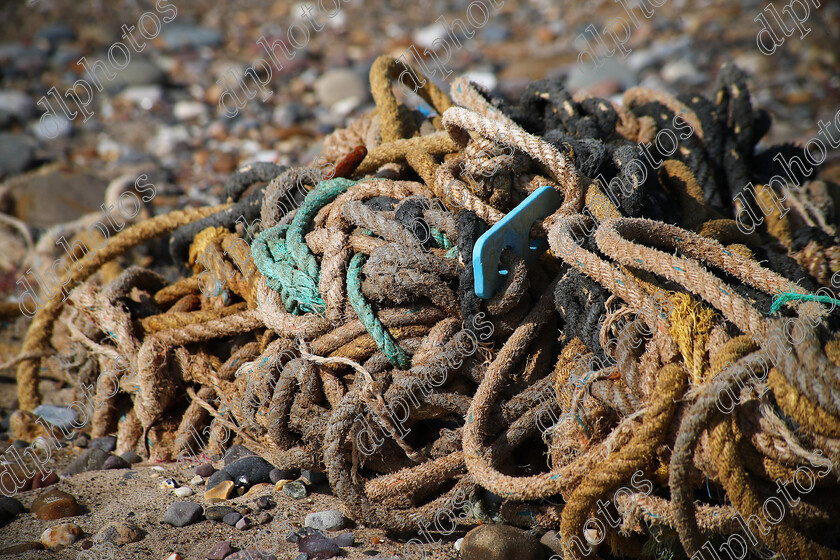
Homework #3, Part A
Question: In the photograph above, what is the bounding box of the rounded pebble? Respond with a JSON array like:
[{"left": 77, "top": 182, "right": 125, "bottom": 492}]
[
  {"left": 40, "top": 522, "right": 82, "bottom": 549},
  {"left": 332, "top": 532, "right": 355, "bottom": 547},
  {"left": 102, "top": 455, "right": 131, "bottom": 470},
  {"left": 163, "top": 502, "right": 203, "bottom": 527},
  {"left": 460, "top": 524, "right": 543, "bottom": 560},
  {"left": 282, "top": 481, "right": 307, "bottom": 499},
  {"left": 304, "top": 510, "right": 345, "bottom": 532},
  {"left": 206, "top": 506, "right": 236, "bottom": 522},
  {"left": 93, "top": 521, "right": 145, "bottom": 546},
  {"left": 30, "top": 489, "right": 80, "bottom": 520},
  {"left": 205, "top": 540, "right": 234, "bottom": 560},
  {"left": 223, "top": 512, "right": 242, "bottom": 526}
]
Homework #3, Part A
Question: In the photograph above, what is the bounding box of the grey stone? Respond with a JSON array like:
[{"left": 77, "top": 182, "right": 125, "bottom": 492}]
[
  {"left": 269, "top": 467, "right": 298, "bottom": 483},
  {"left": 6, "top": 45, "right": 47, "bottom": 74},
  {"left": 89, "top": 436, "right": 117, "bottom": 452},
  {"left": 566, "top": 57, "right": 638, "bottom": 92},
  {"left": 223, "top": 444, "right": 257, "bottom": 465},
  {"left": 0, "top": 90, "right": 36, "bottom": 121},
  {"left": 314, "top": 69, "right": 369, "bottom": 109},
  {"left": 51, "top": 45, "right": 83, "bottom": 67},
  {"left": 173, "top": 100, "right": 207, "bottom": 121},
  {"left": 163, "top": 502, "right": 203, "bottom": 527},
  {"left": 222, "top": 512, "right": 242, "bottom": 526},
  {"left": 159, "top": 24, "right": 223, "bottom": 50},
  {"left": 205, "top": 505, "right": 236, "bottom": 522},
  {"left": 482, "top": 24, "right": 511, "bottom": 44},
  {"left": 205, "top": 540, "right": 234, "bottom": 560},
  {"left": 413, "top": 22, "right": 449, "bottom": 49},
  {"left": 195, "top": 462, "right": 215, "bottom": 477},
  {"left": 225, "top": 456, "right": 274, "bottom": 487},
  {"left": 460, "top": 524, "right": 544, "bottom": 560},
  {"left": 0, "top": 133, "right": 36, "bottom": 177},
  {"left": 62, "top": 448, "right": 109, "bottom": 476},
  {"left": 332, "top": 533, "right": 354, "bottom": 547},
  {"left": 119, "top": 85, "right": 164, "bottom": 108},
  {"left": 298, "top": 534, "right": 341, "bottom": 559},
  {"left": 32, "top": 113, "right": 72, "bottom": 140},
  {"left": 34, "top": 23, "right": 76, "bottom": 47},
  {"left": 106, "top": 58, "right": 165, "bottom": 88},
  {"left": 102, "top": 455, "right": 130, "bottom": 470},
  {"left": 33, "top": 405, "right": 78, "bottom": 434},
  {"left": 304, "top": 510, "right": 345, "bottom": 532},
  {"left": 235, "top": 516, "right": 252, "bottom": 530},
  {"left": 120, "top": 451, "right": 142, "bottom": 464}
]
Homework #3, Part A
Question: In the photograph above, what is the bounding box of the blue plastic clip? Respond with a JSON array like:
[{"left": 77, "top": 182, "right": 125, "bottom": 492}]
[{"left": 473, "top": 186, "right": 561, "bottom": 299}]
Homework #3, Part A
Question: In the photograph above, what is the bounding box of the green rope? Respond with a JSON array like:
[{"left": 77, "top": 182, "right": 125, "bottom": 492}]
[
  {"left": 251, "top": 178, "right": 356, "bottom": 315},
  {"left": 770, "top": 291, "right": 840, "bottom": 315},
  {"left": 346, "top": 252, "right": 412, "bottom": 369},
  {"left": 252, "top": 225, "right": 322, "bottom": 314},
  {"left": 430, "top": 226, "right": 454, "bottom": 251},
  {"left": 428, "top": 226, "right": 459, "bottom": 259},
  {"left": 287, "top": 178, "right": 355, "bottom": 281}
]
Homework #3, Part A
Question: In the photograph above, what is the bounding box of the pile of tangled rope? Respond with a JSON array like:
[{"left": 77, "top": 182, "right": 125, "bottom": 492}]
[{"left": 12, "top": 55, "right": 840, "bottom": 559}]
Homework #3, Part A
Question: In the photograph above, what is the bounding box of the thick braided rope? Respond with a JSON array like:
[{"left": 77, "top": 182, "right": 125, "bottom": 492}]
[
  {"left": 346, "top": 253, "right": 412, "bottom": 369},
  {"left": 353, "top": 133, "right": 459, "bottom": 176},
  {"left": 252, "top": 224, "right": 322, "bottom": 314},
  {"left": 595, "top": 218, "right": 840, "bottom": 418},
  {"left": 450, "top": 77, "right": 517, "bottom": 126},
  {"left": 622, "top": 86, "right": 705, "bottom": 140},
  {"left": 287, "top": 178, "right": 356, "bottom": 279},
  {"left": 442, "top": 106, "right": 583, "bottom": 215},
  {"left": 595, "top": 218, "right": 809, "bottom": 337},
  {"left": 547, "top": 215, "right": 654, "bottom": 312},
  {"left": 668, "top": 350, "right": 769, "bottom": 554},
  {"left": 461, "top": 280, "right": 607, "bottom": 501},
  {"left": 711, "top": 416, "right": 840, "bottom": 559},
  {"left": 15, "top": 204, "right": 227, "bottom": 411},
  {"left": 559, "top": 363, "right": 686, "bottom": 560},
  {"left": 323, "top": 386, "right": 476, "bottom": 531},
  {"left": 255, "top": 275, "right": 332, "bottom": 339}
]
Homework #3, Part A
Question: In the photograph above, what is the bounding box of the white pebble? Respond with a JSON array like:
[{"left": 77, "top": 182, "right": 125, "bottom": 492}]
[
  {"left": 151, "top": 466, "right": 165, "bottom": 472},
  {"left": 189, "top": 475, "right": 204, "bottom": 485},
  {"left": 455, "top": 538, "right": 463, "bottom": 552},
  {"left": 173, "top": 487, "right": 194, "bottom": 497}
]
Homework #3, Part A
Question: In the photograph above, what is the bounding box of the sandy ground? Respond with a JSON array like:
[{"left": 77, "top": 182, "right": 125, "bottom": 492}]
[{"left": 1, "top": 462, "right": 458, "bottom": 560}]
